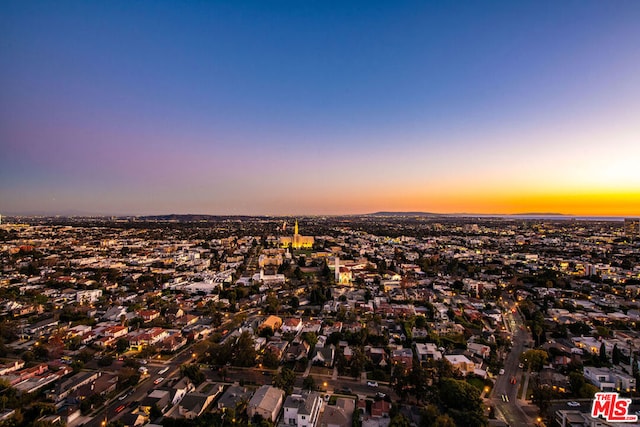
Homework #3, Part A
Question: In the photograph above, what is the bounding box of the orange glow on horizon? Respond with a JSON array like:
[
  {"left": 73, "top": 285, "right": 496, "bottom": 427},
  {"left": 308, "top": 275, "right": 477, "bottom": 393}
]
[{"left": 329, "top": 188, "right": 640, "bottom": 217}]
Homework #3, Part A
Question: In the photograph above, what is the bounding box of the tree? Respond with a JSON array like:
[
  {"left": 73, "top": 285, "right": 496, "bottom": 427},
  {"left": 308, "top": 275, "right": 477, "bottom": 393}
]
[
  {"left": 612, "top": 344, "right": 621, "bottom": 365},
  {"left": 181, "top": 364, "right": 205, "bottom": 385},
  {"left": 98, "top": 355, "right": 114, "bottom": 367},
  {"left": 117, "top": 367, "right": 141, "bottom": 389},
  {"left": 116, "top": 338, "right": 129, "bottom": 354},
  {"left": 520, "top": 349, "right": 548, "bottom": 372},
  {"left": 262, "top": 349, "right": 280, "bottom": 369},
  {"left": 389, "top": 414, "right": 411, "bottom": 427},
  {"left": 599, "top": 342, "right": 608, "bottom": 364},
  {"left": 303, "top": 375, "right": 316, "bottom": 391},
  {"left": 234, "top": 331, "right": 257, "bottom": 367},
  {"left": 273, "top": 367, "right": 296, "bottom": 395},
  {"left": 434, "top": 415, "right": 456, "bottom": 427},
  {"left": 569, "top": 371, "right": 585, "bottom": 396},
  {"left": 301, "top": 332, "right": 317, "bottom": 348},
  {"left": 439, "top": 378, "right": 486, "bottom": 427}
]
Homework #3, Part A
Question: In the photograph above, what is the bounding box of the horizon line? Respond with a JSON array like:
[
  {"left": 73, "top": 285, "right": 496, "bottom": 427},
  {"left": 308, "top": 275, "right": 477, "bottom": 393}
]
[{"left": 2, "top": 211, "right": 638, "bottom": 219}]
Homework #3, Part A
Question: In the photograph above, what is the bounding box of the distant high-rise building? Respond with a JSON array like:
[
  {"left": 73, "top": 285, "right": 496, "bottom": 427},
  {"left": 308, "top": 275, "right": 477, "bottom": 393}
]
[{"left": 624, "top": 218, "right": 640, "bottom": 240}]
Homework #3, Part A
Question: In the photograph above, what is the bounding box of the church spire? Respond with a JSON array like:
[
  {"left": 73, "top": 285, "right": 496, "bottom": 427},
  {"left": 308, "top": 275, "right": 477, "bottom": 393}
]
[{"left": 294, "top": 219, "right": 299, "bottom": 235}]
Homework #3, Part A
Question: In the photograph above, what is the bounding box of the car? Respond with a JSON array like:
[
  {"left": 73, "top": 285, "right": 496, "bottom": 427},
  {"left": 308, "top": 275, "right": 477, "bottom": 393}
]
[
  {"left": 376, "top": 392, "right": 386, "bottom": 399},
  {"left": 510, "top": 377, "right": 517, "bottom": 384},
  {"left": 499, "top": 369, "right": 505, "bottom": 375},
  {"left": 339, "top": 388, "right": 353, "bottom": 394},
  {"left": 367, "top": 381, "right": 378, "bottom": 388},
  {"left": 154, "top": 377, "right": 164, "bottom": 385},
  {"left": 518, "top": 363, "right": 524, "bottom": 369},
  {"left": 118, "top": 392, "right": 129, "bottom": 401},
  {"left": 115, "top": 405, "right": 126, "bottom": 413},
  {"left": 567, "top": 401, "right": 580, "bottom": 407}
]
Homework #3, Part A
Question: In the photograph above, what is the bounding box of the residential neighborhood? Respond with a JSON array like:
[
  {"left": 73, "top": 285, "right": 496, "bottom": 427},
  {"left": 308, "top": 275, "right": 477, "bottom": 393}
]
[{"left": 0, "top": 215, "right": 639, "bottom": 427}]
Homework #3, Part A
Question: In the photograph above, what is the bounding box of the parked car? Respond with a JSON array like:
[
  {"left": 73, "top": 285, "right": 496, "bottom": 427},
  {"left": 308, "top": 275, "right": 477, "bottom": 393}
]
[
  {"left": 567, "top": 401, "right": 580, "bottom": 407},
  {"left": 154, "top": 377, "right": 164, "bottom": 385},
  {"left": 367, "top": 381, "right": 378, "bottom": 388}
]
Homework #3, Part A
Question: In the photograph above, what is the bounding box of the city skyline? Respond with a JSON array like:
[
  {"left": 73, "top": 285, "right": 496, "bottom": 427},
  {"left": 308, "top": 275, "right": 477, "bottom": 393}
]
[{"left": 2, "top": 1, "right": 640, "bottom": 216}]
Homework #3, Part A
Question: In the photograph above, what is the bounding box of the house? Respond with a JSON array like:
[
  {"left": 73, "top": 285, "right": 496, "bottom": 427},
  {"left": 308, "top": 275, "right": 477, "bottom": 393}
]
[
  {"left": 312, "top": 345, "right": 335, "bottom": 367},
  {"left": 285, "top": 340, "right": 311, "bottom": 362},
  {"left": 366, "top": 347, "right": 388, "bottom": 367},
  {"left": 119, "top": 412, "right": 147, "bottom": 427},
  {"left": 391, "top": 348, "right": 413, "bottom": 368},
  {"left": 583, "top": 366, "right": 636, "bottom": 392},
  {"left": 282, "top": 391, "right": 323, "bottom": 427},
  {"left": 444, "top": 355, "right": 476, "bottom": 376},
  {"left": 266, "top": 339, "right": 289, "bottom": 361},
  {"left": 554, "top": 410, "right": 588, "bottom": 427},
  {"left": 247, "top": 385, "right": 285, "bottom": 423},
  {"left": 0, "top": 361, "right": 25, "bottom": 376},
  {"left": 319, "top": 398, "right": 355, "bottom": 427},
  {"left": 414, "top": 343, "right": 442, "bottom": 362},
  {"left": 165, "top": 307, "right": 185, "bottom": 320},
  {"left": 102, "top": 305, "right": 128, "bottom": 322},
  {"left": 467, "top": 342, "right": 491, "bottom": 359},
  {"left": 71, "top": 373, "right": 118, "bottom": 401},
  {"left": 54, "top": 371, "right": 100, "bottom": 401},
  {"left": 137, "top": 310, "right": 160, "bottom": 323},
  {"left": 161, "top": 334, "right": 188, "bottom": 353},
  {"left": 140, "top": 390, "right": 171, "bottom": 415},
  {"left": 282, "top": 318, "right": 304, "bottom": 334},
  {"left": 170, "top": 377, "right": 195, "bottom": 405},
  {"left": 259, "top": 315, "right": 283, "bottom": 333},
  {"left": 104, "top": 325, "right": 128, "bottom": 339},
  {"left": 178, "top": 386, "right": 223, "bottom": 419},
  {"left": 371, "top": 400, "right": 391, "bottom": 418},
  {"left": 216, "top": 384, "right": 254, "bottom": 412}
]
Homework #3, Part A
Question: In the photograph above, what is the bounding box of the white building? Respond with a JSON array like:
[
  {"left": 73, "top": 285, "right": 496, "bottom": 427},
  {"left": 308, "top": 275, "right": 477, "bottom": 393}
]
[
  {"left": 76, "top": 289, "right": 102, "bottom": 304},
  {"left": 247, "top": 385, "right": 284, "bottom": 423},
  {"left": 282, "top": 392, "right": 323, "bottom": 427}
]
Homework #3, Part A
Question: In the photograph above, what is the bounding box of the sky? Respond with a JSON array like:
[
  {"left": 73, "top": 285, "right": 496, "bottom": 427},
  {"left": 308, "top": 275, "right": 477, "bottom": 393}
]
[{"left": 1, "top": 1, "right": 640, "bottom": 216}]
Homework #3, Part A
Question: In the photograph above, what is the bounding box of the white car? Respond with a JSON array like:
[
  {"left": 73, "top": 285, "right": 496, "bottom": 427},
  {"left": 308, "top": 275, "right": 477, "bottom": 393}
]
[
  {"left": 567, "top": 401, "right": 580, "bottom": 407},
  {"left": 367, "top": 381, "right": 378, "bottom": 388},
  {"left": 154, "top": 377, "right": 164, "bottom": 385},
  {"left": 499, "top": 368, "right": 505, "bottom": 375}
]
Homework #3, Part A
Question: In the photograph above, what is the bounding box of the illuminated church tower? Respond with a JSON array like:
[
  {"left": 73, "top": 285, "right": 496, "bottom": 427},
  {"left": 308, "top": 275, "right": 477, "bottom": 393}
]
[{"left": 280, "top": 219, "right": 314, "bottom": 249}]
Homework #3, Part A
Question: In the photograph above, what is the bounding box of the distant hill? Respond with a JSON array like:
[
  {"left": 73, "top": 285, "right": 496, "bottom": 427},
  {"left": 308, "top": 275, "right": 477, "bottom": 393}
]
[
  {"left": 367, "top": 211, "right": 442, "bottom": 217},
  {"left": 511, "top": 212, "right": 567, "bottom": 216},
  {"left": 139, "top": 214, "right": 253, "bottom": 222},
  {"left": 367, "top": 211, "right": 569, "bottom": 218}
]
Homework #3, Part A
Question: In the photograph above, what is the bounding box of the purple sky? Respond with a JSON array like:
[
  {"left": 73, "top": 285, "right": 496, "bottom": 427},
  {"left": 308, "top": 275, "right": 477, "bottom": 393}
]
[{"left": 2, "top": 1, "right": 640, "bottom": 215}]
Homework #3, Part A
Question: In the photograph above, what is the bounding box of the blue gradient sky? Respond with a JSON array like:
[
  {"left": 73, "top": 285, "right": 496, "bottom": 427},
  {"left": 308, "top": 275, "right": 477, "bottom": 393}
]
[{"left": 2, "top": 1, "right": 640, "bottom": 215}]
